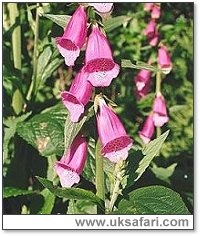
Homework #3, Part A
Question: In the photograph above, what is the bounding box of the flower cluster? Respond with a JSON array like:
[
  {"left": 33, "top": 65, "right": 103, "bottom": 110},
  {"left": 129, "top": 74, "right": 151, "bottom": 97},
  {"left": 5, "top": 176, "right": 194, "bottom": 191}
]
[
  {"left": 54, "top": 3, "right": 132, "bottom": 187},
  {"left": 144, "top": 3, "right": 160, "bottom": 47},
  {"left": 137, "top": 3, "right": 172, "bottom": 144}
]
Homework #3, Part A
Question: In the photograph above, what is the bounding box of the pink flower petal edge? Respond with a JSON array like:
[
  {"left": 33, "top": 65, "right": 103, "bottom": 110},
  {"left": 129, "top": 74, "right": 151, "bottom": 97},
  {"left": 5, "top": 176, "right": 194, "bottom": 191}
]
[{"left": 88, "top": 3, "right": 113, "bottom": 13}]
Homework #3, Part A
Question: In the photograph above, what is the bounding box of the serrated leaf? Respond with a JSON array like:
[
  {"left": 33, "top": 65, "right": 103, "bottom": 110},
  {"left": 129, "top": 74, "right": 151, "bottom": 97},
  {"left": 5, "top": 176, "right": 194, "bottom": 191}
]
[
  {"left": 43, "top": 14, "right": 71, "bottom": 28},
  {"left": 169, "top": 105, "right": 188, "bottom": 114},
  {"left": 3, "top": 187, "right": 34, "bottom": 198},
  {"left": 104, "top": 15, "right": 132, "bottom": 32},
  {"left": 37, "top": 177, "right": 104, "bottom": 208},
  {"left": 117, "top": 185, "right": 190, "bottom": 214},
  {"left": 16, "top": 103, "right": 67, "bottom": 157},
  {"left": 122, "top": 130, "right": 169, "bottom": 188},
  {"left": 121, "top": 59, "right": 162, "bottom": 72},
  {"left": 3, "top": 112, "right": 32, "bottom": 163},
  {"left": 43, "top": 13, "right": 131, "bottom": 33}
]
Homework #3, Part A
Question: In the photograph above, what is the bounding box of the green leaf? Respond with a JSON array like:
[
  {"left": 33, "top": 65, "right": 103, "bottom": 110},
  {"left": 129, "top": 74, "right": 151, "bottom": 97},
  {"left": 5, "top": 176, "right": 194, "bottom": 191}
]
[
  {"left": 67, "top": 199, "right": 97, "bottom": 214},
  {"left": 151, "top": 163, "right": 177, "bottom": 184},
  {"left": 82, "top": 138, "right": 96, "bottom": 183},
  {"left": 64, "top": 106, "right": 94, "bottom": 152},
  {"left": 34, "top": 46, "right": 63, "bottom": 94},
  {"left": 117, "top": 185, "right": 190, "bottom": 214},
  {"left": 3, "top": 187, "right": 34, "bottom": 198},
  {"left": 3, "top": 112, "right": 32, "bottom": 163},
  {"left": 122, "top": 130, "right": 170, "bottom": 188},
  {"left": 16, "top": 103, "right": 67, "bottom": 157},
  {"left": 11, "top": 89, "right": 24, "bottom": 115},
  {"left": 43, "top": 14, "right": 131, "bottom": 33},
  {"left": 43, "top": 14, "right": 71, "bottom": 28},
  {"left": 104, "top": 15, "right": 132, "bottom": 32},
  {"left": 37, "top": 177, "right": 104, "bottom": 208},
  {"left": 38, "top": 189, "right": 55, "bottom": 214},
  {"left": 121, "top": 59, "right": 161, "bottom": 72}
]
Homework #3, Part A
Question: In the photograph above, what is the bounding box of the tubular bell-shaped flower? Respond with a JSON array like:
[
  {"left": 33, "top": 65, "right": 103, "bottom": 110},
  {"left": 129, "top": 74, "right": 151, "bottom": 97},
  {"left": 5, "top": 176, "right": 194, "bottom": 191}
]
[
  {"left": 153, "top": 92, "right": 169, "bottom": 127},
  {"left": 151, "top": 4, "right": 161, "bottom": 19},
  {"left": 144, "top": 19, "right": 157, "bottom": 38},
  {"left": 158, "top": 45, "right": 173, "bottom": 73},
  {"left": 139, "top": 113, "right": 155, "bottom": 144},
  {"left": 134, "top": 69, "right": 151, "bottom": 91},
  {"left": 61, "top": 69, "right": 93, "bottom": 122},
  {"left": 149, "top": 31, "right": 159, "bottom": 47},
  {"left": 88, "top": 3, "right": 113, "bottom": 13},
  {"left": 55, "top": 135, "right": 87, "bottom": 188},
  {"left": 84, "top": 25, "right": 120, "bottom": 87},
  {"left": 135, "top": 81, "right": 151, "bottom": 100},
  {"left": 144, "top": 19, "right": 159, "bottom": 47},
  {"left": 56, "top": 6, "right": 87, "bottom": 66},
  {"left": 144, "top": 3, "right": 154, "bottom": 12},
  {"left": 96, "top": 97, "right": 133, "bottom": 163}
]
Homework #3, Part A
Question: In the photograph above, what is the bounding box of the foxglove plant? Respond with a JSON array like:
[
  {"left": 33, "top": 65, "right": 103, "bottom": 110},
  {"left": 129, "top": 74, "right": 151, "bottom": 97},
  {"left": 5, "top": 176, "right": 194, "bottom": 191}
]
[
  {"left": 55, "top": 135, "right": 87, "bottom": 187},
  {"left": 61, "top": 69, "right": 93, "bottom": 122},
  {"left": 96, "top": 97, "right": 132, "bottom": 163},
  {"left": 88, "top": 3, "right": 113, "bottom": 13},
  {"left": 139, "top": 113, "right": 155, "bottom": 144},
  {"left": 84, "top": 25, "right": 120, "bottom": 87},
  {"left": 56, "top": 5, "right": 87, "bottom": 66}
]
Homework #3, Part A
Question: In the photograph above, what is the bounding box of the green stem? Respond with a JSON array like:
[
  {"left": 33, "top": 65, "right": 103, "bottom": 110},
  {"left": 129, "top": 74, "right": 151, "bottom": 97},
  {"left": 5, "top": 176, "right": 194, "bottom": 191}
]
[
  {"left": 156, "top": 70, "right": 161, "bottom": 94},
  {"left": 108, "top": 175, "right": 121, "bottom": 212},
  {"left": 26, "top": 3, "right": 40, "bottom": 101},
  {"left": 156, "top": 126, "right": 161, "bottom": 138},
  {"left": 8, "top": 3, "right": 21, "bottom": 70},
  {"left": 156, "top": 70, "right": 162, "bottom": 139},
  {"left": 108, "top": 161, "right": 124, "bottom": 212},
  {"left": 95, "top": 140, "right": 105, "bottom": 214},
  {"left": 8, "top": 3, "right": 24, "bottom": 115}
]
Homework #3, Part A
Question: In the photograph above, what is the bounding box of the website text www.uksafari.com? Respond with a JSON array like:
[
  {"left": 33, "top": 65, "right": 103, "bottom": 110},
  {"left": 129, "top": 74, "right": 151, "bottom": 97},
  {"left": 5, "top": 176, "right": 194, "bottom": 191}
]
[{"left": 74, "top": 215, "right": 193, "bottom": 229}]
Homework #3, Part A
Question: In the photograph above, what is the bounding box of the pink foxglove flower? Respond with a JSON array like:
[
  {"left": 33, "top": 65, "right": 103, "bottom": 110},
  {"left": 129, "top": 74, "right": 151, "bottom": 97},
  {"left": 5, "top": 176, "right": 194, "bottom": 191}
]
[
  {"left": 153, "top": 92, "right": 169, "bottom": 127},
  {"left": 55, "top": 135, "right": 87, "bottom": 188},
  {"left": 88, "top": 3, "right": 113, "bottom": 13},
  {"left": 84, "top": 25, "right": 120, "bottom": 87},
  {"left": 144, "top": 3, "right": 154, "bottom": 12},
  {"left": 149, "top": 31, "right": 159, "bottom": 47},
  {"left": 139, "top": 114, "right": 155, "bottom": 144},
  {"left": 97, "top": 98, "right": 132, "bottom": 163},
  {"left": 61, "top": 69, "right": 92, "bottom": 122},
  {"left": 158, "top": 45, "right": 173, "bottom": 73},
  {"left": 135, "top": 79, "right": 151, "bottom": 100},
  {"left": 144, "top": 19, "right": 157, "bottom": 38},
  {"left": 151, "top": 4, "right": 161, "bottom": 19},
  {"left": 134, "top": 69, "right": 151, "bottom": 91},
  {"left": 56, "top": 6, "right": 87, "bottom": 66}
]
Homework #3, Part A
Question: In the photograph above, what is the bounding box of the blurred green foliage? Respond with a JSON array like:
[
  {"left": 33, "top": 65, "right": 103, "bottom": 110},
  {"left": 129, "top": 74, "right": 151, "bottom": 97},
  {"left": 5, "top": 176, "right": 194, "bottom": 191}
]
[{"left": 3, "top": 3, "right": 193, "bottom": 214}]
